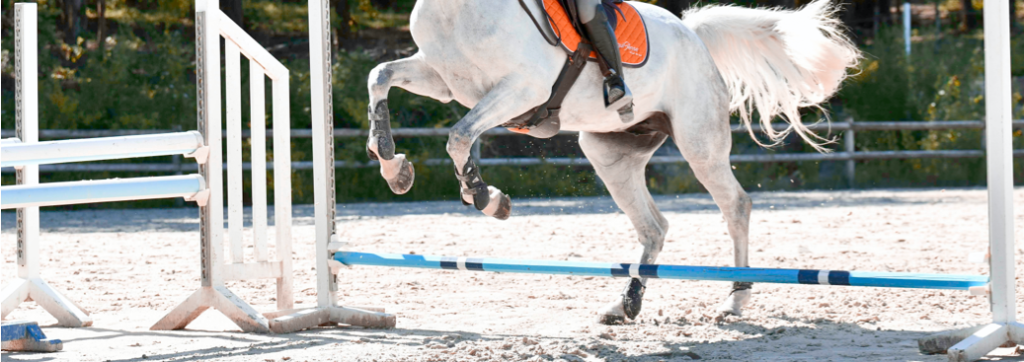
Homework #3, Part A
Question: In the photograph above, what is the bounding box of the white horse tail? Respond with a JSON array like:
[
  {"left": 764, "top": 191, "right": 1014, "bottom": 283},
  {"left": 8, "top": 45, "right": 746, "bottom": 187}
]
[{"left": 681, "top": 0, "right": 860, "bottom": 151}]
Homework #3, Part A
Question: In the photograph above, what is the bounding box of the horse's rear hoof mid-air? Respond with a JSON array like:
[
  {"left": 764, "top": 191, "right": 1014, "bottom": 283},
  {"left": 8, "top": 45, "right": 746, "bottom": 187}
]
[{"left": 365, "top": 0, "right": 860, "bottom": 323}]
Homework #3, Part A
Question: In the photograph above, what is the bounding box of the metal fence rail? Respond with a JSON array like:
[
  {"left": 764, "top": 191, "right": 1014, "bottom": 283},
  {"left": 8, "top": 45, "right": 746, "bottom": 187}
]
[{"left": 2, "top": 120, "right": 1022, "bottom": 175}]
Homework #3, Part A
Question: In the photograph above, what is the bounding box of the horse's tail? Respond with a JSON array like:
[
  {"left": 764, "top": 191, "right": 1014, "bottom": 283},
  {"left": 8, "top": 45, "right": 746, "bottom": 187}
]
[{"left": 681, "top": 0, "right": 860, "bottom": 151}]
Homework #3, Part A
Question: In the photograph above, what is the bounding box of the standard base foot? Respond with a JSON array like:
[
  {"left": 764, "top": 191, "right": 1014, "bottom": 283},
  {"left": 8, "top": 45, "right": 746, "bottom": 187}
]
[
  {"left": 2, "top": 278, "right": 91, "bottom": 328},
  {"left": 153, "top": 286, "right": 270, "bottom": 333},
  {"left": 918, "top": 322, "right": 1024, "bottom": 361}
]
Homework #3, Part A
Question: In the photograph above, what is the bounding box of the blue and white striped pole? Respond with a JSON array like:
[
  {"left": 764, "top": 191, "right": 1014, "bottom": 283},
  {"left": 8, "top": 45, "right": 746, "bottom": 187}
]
[{"left": 335, "top": 251, "right": 988, "bottom": 291}]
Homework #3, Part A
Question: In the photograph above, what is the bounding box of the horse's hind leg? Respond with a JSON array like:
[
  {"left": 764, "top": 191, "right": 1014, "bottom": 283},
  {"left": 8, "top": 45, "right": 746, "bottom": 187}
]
[
  {"left": 579, "top": 129, "right": 669, "bottom": 325},
  {"left": 367, "top": 53, "right": 455, "bottom": 194},
  {"left": 671, "top": 110, "right": 754, "bottom": 317}
]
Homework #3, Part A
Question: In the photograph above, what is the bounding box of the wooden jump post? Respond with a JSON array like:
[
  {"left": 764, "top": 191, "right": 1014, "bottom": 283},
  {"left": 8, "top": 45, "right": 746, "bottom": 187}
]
[
  {"left": 264, "top": 0, "right": 396, "bottom": 333},
  {"left": 0, "top": 2, "right": 295, "bottom": 334}
]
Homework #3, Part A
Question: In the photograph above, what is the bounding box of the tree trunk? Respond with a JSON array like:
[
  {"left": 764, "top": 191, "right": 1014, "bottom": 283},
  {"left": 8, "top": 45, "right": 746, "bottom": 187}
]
[
  {"left": 221, "top": 0, "right": 244, "bottom": 27},
  {"left": 98, "top": 0, "right": 106, "bottom": 51},
  {"left": 960, "top": 0, "right": 976, "bottom": 30},
  {"left": 333, "top": 0, "right": 353, "bottom": 52},
  {"left": 63, "top": 0, "right": 84, "bottom": 44}
]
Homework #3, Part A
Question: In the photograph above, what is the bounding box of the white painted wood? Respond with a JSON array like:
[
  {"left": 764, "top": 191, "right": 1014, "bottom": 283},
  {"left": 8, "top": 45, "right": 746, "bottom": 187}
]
[
  {"left": 162, "top": 1, "right": 300, "bottom": 333},
  {"left": 308, "top": 0, "right": 335, "bottom": 309},
  {"left": 1, "top": 278, "right": 30, "bottom": 319},
  {"left": 215, "top": 10, "right": 288, "bottom": 80},
  {"left": 983, "top": 0, "right": 1016, "bottom": 326},
  {"left": 226, "top": 40, "right": 245, "bottom": 265},
  {"left": 222, "top": 261, "right": 283, "bottom": 281},
  {"left": 1009, "top": 322, "right": 1024, "bottom": 344},
  {"left": 947, "top": 323, "right": 1008, "bottom": 362},
  {"left": 1, "top": 131, "right": 203, "bottom": 167},
  {"left": 250, "top": 63, "right": 269, "bottom": 262},
  {"left": 1, "top": 138, "right": 22, "bottom": 144},
  {"left": 0, "top": 175, "right": 207, "bottom": 209},
  {"left": 28, "top": 277, "right": 92, "bottom": 327},
  {"left": 15, "top": 2, "right": 40, "bottom": 281},
  {"left": 272, "top": 72, "right": 294, "bottom": 311}
]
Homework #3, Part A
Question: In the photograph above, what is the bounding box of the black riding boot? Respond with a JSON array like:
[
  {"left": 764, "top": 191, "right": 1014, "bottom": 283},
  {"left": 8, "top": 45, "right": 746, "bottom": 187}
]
[{"left": 582, "top": 4, "right": 633, "bottom": 122}]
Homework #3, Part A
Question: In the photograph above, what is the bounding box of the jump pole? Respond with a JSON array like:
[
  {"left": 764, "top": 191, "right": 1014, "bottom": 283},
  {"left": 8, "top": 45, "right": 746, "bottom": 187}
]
[{"left": 334, "top": 251, "right": 988, "bottom": 290}]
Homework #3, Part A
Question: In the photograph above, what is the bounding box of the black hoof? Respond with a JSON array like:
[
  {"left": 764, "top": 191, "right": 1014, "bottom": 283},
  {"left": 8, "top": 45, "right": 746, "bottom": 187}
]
[
  {"left": 385, "top": 157, "right": 415, "bottom": 195},
  {"left": 622, "top": 278, "right": 646, "bottom": 320},
  {"left": 491, "top": 193, "right": 511, "bottom": 220}
]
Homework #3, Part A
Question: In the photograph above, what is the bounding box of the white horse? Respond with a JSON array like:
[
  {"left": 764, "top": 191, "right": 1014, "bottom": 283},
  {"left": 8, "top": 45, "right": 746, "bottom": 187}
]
[{"left": 365, "top": 0, "right": 859, "bottom": 323}]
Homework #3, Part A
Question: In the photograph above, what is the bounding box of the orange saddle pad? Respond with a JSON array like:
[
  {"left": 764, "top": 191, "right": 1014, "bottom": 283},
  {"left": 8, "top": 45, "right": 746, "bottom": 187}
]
[{"left": 542, "top": 0, "right": 650, "bottom": 67}]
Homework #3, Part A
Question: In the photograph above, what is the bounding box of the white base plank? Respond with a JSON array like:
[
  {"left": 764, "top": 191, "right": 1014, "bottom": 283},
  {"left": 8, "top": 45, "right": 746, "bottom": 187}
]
[{"left": 152, "top": 286, "right": 270, "bottom": 333}]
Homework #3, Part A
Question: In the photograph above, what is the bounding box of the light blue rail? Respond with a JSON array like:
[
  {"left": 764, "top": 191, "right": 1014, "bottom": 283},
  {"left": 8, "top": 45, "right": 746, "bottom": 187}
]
[
  {"left": 335, "top": 251, "right": 989, "bottom": 291},
  {"left": 0, "top": 174, "right": 205, "bottom": 209}
]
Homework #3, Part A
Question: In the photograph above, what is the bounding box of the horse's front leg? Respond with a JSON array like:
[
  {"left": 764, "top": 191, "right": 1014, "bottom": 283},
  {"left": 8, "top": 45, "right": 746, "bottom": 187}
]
[
  {"left": 367, "top": 53, "right": 455, "bottom": 194},
  {"left": 447, "top": 76, "right": 547, "bottom": 219}
]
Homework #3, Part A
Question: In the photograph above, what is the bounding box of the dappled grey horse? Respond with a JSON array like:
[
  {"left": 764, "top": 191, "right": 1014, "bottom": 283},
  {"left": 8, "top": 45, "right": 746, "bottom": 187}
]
[{"left": 365, "top": 0, "right": 859, "bottom": 323}]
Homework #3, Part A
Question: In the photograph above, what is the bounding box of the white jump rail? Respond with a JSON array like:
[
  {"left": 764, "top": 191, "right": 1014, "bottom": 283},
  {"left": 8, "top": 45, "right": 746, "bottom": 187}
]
[
  {"left": 152, "top": 2, "right": 294, "bottom": 333},
  {"left": 0, "top": 131, "right": 205, "bottom": 167},
  {"left": 0, "top": 3, "right": 294, "bottom": 334},
  {"left": 0, "top": 175, "right": 206, "bottom": 209}
]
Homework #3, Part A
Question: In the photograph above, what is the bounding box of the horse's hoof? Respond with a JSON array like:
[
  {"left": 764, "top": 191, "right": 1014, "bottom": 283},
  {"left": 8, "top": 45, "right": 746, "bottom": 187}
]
[
  {"left": 622, "top": 278, "right": 645, "bottom": 319},
  {"left": 481, "top": 186, "right": 511, "bottom": 220},
  {"left": 599, "top": 314, "right": 626, "bottom": 325},
  {"left": 383, "top": 154, "right": 415, "bottom": 195},
  {"left": 715, "top": 287, "right": 752, "bottom": 317},
  {"left": 598, "top": 300, "right": 627, "bottom": 325}
]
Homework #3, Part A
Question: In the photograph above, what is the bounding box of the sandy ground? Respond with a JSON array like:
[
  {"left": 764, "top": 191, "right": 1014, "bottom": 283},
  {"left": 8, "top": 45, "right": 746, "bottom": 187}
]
[{"left": 3, "top": 188, "right": 1024, "bottom": 362}]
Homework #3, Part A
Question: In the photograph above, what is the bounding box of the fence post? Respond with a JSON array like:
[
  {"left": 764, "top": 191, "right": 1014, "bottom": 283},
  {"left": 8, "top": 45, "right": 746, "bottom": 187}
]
[{"left": 845, "top": 116, "right": 856, "bottom": 188}]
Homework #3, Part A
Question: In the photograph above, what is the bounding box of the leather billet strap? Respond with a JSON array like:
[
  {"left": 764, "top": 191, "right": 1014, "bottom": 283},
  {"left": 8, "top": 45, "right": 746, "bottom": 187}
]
[{"left": 525, "top": 42, "right": 592, "bottom": 128}]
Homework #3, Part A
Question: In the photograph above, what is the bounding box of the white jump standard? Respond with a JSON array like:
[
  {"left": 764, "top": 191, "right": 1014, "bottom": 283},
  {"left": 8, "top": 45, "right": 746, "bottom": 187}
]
[{"left": 1, "top": 2, "right": 296, "bottom": 334}]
